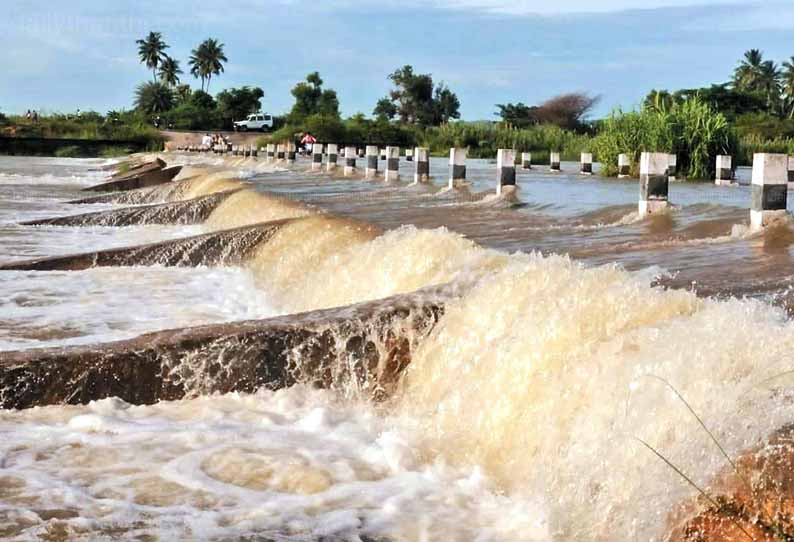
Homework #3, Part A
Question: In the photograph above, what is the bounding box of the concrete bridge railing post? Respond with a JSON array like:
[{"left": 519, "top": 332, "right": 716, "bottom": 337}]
[
  {"left": 449, "top": 148, "right": 467, "bottom": 189},
  {"left": 715, "top": 155, "right": 733, "bottom": 185},
  {"left": 668, "top": 154, "right": 678, "bottom": 181},
  {"left": 414, "top": 147, "right": 430, "bottom": 184},
  {"left": 311, "top": 143, "right": 324, "bottom": 171},
  {"left": 751, "top": 153, "right": 788, "bottom": 230},
  {"left": 344, "top": 146, "right": 357, "bottom": 176},
  {"left": 550, "top": 151, "right": 561, "bottom": 172},
  {"left": 639, "top": 152, "right": 670, "bottom": 218},
  {"left": 580, "top": 153, "right": 593, "bottom": 175},
  {"left": 618, "top": 153, "right": 630, "bottom": 178},
  {"left": 327, "top": 144, "right": 338, "bottom": 172},
  {"left": 497, "top": 149, "right": 516, "bottom": 196},
  {"left": 385, "top": 146, "right": 400, "bottom": 182},
  {"left": 521, "top": 152, "right": 532, "bottom": 170},
  {"left": 365, "top": 145, "right": 379, "bottom": 179}
]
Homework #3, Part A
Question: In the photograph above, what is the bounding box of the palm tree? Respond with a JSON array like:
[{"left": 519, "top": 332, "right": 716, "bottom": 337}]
[
  {"left": 758, "top": 60, "right": 782, "bottom": 110},
  {"left": 188, "top": 38, "right": 228, "bottom": 92},
  {"left": 158, "top": 55, "right": 182, "bottom": 87},
  {"left": 781, "top": 57, "right": 794, "bottom": 118},
  {"left": 135, "top": 32, "right": 169, "bottom": 83},
  {"left": 733, "top": 49, "right": 765, "bottom": 91},
  {"left": 134, "top": 81, "right": 174, "bottom": 114}
]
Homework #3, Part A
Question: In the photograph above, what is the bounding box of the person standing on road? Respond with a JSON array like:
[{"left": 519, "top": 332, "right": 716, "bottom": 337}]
[{"left": 300, "top": 132, "right": 316, "bottom": 154}]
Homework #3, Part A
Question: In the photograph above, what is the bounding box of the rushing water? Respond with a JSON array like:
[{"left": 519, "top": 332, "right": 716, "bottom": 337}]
[{"left": 1, "top": 154, "right": 794, "bottom": 541}]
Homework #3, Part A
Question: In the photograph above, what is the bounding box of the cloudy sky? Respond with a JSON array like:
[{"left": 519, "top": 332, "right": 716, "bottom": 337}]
[{"left": 2, "top": 0, "right": 793, "bottom": 120}]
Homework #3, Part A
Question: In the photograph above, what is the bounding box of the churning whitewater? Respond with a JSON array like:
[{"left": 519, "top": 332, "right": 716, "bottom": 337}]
[{"left": 1, "top": 153, "right": 793, "bottom": 541}]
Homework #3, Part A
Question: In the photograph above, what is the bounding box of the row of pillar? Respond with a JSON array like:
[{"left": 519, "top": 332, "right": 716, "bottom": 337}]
[
  {"left": 185, "top": 143, "right": 790, "bottom": 231},
  {"left": 638, "top": 151, "right": 790, "bottom": 230}
]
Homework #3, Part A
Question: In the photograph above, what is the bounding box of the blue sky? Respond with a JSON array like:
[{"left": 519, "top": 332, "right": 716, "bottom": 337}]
[{"left": 2, "top": 0, "right": 793, "bottom": 120}]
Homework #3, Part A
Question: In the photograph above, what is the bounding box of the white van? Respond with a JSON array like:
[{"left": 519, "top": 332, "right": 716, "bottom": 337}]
[{"left": 234, "top": 113, "right": 274, "bottom": 132}]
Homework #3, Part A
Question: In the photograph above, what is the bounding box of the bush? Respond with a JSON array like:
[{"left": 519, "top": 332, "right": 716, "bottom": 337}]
[
  {"left": 54, "top": 145, "right": 81, "bottom": 158},
  {"left": 737, "top": 135, "right": 794, "bottom": 165},
  {"left": 592, "top": 97, "right": 736, "bottom": 179},
  {"left": 420, "top": 121, "right": 591, "bottom": 159}
]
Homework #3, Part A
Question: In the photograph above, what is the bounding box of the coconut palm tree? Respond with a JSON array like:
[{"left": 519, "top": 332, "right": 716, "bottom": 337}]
[
  {"left": 135, "top": 32, "right": 169, "bottom": 83},
  {"left": 158, "top": 55, "right": 182, "bottom": 87},
  {"left": 188, "top": 38, "right": 228, "bottom": 92},
  {"left": 781, "top": 57, "right": 794, "bottom": 118},
  {"left": 757, "top": 60, "right": 782, "bottom": 110},
  {"left": 733, "top": 49, "right": 765, "bottom": 91},
  {"left": 134, "top": 81, "right": 174, "bottom": 114}
]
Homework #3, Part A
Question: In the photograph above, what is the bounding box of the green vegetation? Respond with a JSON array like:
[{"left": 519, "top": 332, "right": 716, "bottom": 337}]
[
  {"left": 420, "top": 122, "right": 590, "bottom": 160},
  {"left": 496, "top": 93, "right": 600, "bottom": 131},
  {"left": 592, "top": 97, "right": 736, "bottom": 179},
  {"left": 373, "top": 65, "right": 460, "bottom": 125},
  {"left": 188, "top": 38, "right": 228, "bottom": 92}
]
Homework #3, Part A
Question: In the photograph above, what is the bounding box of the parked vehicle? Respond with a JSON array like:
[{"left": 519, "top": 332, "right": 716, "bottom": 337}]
[{"left": 233, "top": 113, "right": 273, "bottom": 132}]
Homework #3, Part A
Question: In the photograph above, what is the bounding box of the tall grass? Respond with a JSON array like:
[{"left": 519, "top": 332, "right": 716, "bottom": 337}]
[
  {"left": 420, "top": 122, "right": 591, "bottom": 160},
  {"left": 737, "top": 134, "right": 794, "bottom": 165},
  {"left": 592, "top": 97, "right": 737, "bottom": 180}
]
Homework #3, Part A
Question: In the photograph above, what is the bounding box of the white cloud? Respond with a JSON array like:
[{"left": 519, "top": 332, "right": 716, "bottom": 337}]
[{"left": 344, "top": 0, "right": 750, "bottom": 15}]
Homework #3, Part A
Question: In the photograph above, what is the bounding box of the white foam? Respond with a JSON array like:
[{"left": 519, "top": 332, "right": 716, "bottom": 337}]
[
  {"left": 0, "top": 387, "right": 549, "bottom": 541},
  {"left": 0, "top": 266, "right": 277, "bottom": 350}
]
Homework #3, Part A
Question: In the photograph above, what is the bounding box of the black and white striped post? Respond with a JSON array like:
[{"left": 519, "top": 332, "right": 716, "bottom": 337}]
[
  {"left": 232, "top": 146, "right": 239, "bottom": 156},
  {"left": 385, "top": 146, "right": 400, "bottom": 182},
  {"left": 496, "top": 149, "right": 516, "bottom": 196},
  {"left": 639, "top": 152, "right": 670, "bottom": 218},
  {"left": 286, "top": 141, "right": 296, "bottom": 163},
  {"left": 668, "top": 154, "right": 678, "bottom": 181},
  {"left": 358, "top": 148, "right": 365, "bottom": 158},
  {"left": 380, "top": 148, "right": 387, "bottom": 161},
  {"left": 327, "top": 144, "right": 338, "bottom": 172},
  {"left": 449, "top": 148, "right": 467, "bottom": 189},
  {"left": 276, "top": 144, "right": 285, "bottom": 161},
  {"left": 715, "top": 155, "right": 733, "bottom": 185},
  {"left": 311, "top": 143, "right": 324, "bottom": 171},
  {"left": 550, "top": 151, "right": 561, "bottom": 172},
  {"left": 414, "top": 147, "right": 430, "bottom": 184},
  {"left": 618, "top": 154, "right": 630, "bottom": 178},
  {"left": 266, "top": 144, "right": 275, "bottom": 162},
  {"left": 580, "top": 153, "right": 593, "bottom": 175},
  {"left": 365, "top": 145, "right": 379, "bottom": 179},
  {"left": 521, "top": 152, "right": 532, "bottom": 170},
  {"left": 405, "top": 149, "right": 414, "bottom": 162},
  {"left": 751, "top": 153, "right": 788, "bottom": 230},
  {"left": 344, "top": 146, "right": 357, "bottom": 176},
  {"left": 788, "top": 156, "right": 794, "bottom": 185},
  {"left": 251, "top": 145, "right": 258, "bottom": 158}
]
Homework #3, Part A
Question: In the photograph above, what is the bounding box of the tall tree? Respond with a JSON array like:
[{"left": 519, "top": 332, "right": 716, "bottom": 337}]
[
  {"left": 288, "top": 72, "right": 340, "bottom": 121},
  {"left": 217, "top": 86, "right": 265, "bottom": 127},
  {"left": 158, "top": 56, "right": 182, "bottom": 87},
  {"left": 188, "top": 38, "right": 228, "bottom": 92},
  {"left": 433, "top": 83, "right": 461, "bottom": 124},
  {"left": 782, "top": 57, "right": 794, "bottom": 118},
  {"left": 758, "top": 60, "right": 782, "bottom": 110},
  {"left": 496, "top": 93, "right": 598, "bottom": 130},
  {"left": 733, "top": 49, "right": 765, "bottom": 91},
  {"left": 135, "top": 32, "right": 169, "bottom": 83},
  {"left": 376, "top": 65, "right": 460, "bottom": 126}
]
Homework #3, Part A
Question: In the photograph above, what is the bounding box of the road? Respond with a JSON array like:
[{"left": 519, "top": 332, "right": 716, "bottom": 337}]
[{"left": 160, "top": 129, "right": 266, "bottom": 150}]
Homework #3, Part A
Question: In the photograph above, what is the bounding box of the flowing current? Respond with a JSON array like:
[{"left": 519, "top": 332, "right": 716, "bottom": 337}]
[{"left": 1, "top": 154, "right": 794, "bottom": 541}]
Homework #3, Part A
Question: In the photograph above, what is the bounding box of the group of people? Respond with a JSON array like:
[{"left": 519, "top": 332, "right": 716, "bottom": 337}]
[
  {"left": 24, "top": 110, "right": 39, "bottom": 122},
  {"left": 200, "top": 133, "right": 230, "bottom": 149}
]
